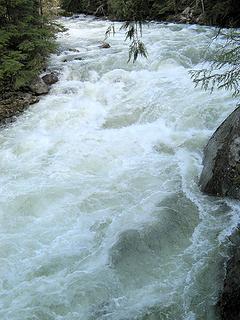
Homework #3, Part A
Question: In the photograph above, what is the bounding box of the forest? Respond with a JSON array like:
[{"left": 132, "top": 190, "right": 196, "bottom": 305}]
[
  {"left": 61, "top": 0, "right": 240, "bottom": 27},
  {"left": 0, "top": 0, "right": 58, "bottom": 92},
  {"left": 0, "top": 0, "right": 240, "bottom": 94}
]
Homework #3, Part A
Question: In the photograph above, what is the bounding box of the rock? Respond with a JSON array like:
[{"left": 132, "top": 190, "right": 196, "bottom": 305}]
[
  {"left": 218, "top": 228, "right": 240, "bottom": 320},
  {"left": 62, "top": 54, "right": 84, "bottom": 62},
  {"left": 199, "top": 106, "right": 240, "bottom": 199},
  {"left": 0, "top": 92, "right": 39, "bottom": 124},
  {"left": 42, "top": 73, "right": 59, "bottom": 86},
  {"left": 29, "top": 76, "right": 49, "bottom": 95},
  {"left": 68, "top": 48, "right": 80, "bottom": 52},
  {"left": 99, "top": 42, "right": 111, "bottom": 49}
]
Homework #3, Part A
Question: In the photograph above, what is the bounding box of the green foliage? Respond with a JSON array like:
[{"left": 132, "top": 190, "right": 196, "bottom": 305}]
[
  {"left": 108, "top": 0, "right": 150, "bottom": 20},
  {"left": 0, "top": 0, "right": 58, "bottom": 92},
  {"left": 61, "top": 0, "right": 108, "bottom": 15},
  {"left": 204, "top": 0, "right": 240, "bottom": 27},
  {"left": 120, "top": 22, "right": 148, "bottom": 62},
  {"left": 191, "top": 30, "right": 240, "bottom": 98},
  {"left": 60, "top": 0, "right": 240, "bottom": 28}
]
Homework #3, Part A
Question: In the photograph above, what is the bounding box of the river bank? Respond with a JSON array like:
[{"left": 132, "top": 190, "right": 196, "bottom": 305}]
[{"left": 0, "top": 73, "right": 58, "bottom": 126}]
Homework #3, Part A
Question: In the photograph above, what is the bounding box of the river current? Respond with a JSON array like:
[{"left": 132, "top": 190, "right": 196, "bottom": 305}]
[{"left": 0, "top": 15, "right": 239, "bottom": 320}]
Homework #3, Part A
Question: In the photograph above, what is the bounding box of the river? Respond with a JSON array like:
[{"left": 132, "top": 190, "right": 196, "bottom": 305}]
[{"left": 0, "top": 15, "right": 239, "bottom": 320}]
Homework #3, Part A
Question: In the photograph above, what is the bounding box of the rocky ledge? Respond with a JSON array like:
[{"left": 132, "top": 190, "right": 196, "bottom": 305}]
[
  {"left": 199, "top": 107, "right": 240, "bottom": 319},
  {"left": 0, "top": 72, "right": 58, "bottom": 125}
]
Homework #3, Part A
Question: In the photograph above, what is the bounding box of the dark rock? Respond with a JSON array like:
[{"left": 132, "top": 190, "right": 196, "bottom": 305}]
[
  {"left": 62, "top": 54, "right": 84, "bottom": 62},
  {"left": 0, "top": 92, "right": 39, "bottom": 124},
  {"left": 218, "top": 228, "right": 240, "bottom": 320},
  {"left": 68, "top": 48, "right": 80, "bottom": 52},
  {"left": 29, "top": 76, "right": 49, "bottom": 95},
  {"left": 42, "top": 73, "right": 59, "bottom": 86},
  {"left": 99, "top": 42, "right": 111, "bottom": 49},
  {"left": 199, "top": 106, "right": 240, "bottom": 199}
]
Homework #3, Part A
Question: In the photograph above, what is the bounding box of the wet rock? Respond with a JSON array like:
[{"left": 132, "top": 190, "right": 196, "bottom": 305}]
[
  {"left": 62, "top": 54, "right": 84, "bottom": 62},
  {"left": 68, "top": 48, "right": 80, "bottom": 52},
  {"left": 29, "top": 76, "right": 49, "bottom": 95},
  {"left": 99, "top": 42, "right": 111, "bottom": 49},
  {"left": 0, "top": 92, "right": 39, "bottom": 124},
  {"left": 42, "top": 72, "right": 59, "bottom": 86},
  {"left": 218, "top": 228, "right": 240, "bottom": 320},
  {"left": 199, "top": 106, "right": 240, "bottom": 199}
]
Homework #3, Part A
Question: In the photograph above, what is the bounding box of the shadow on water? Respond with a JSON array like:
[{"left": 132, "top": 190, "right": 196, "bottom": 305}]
[
  {"left": 109, "top": 192, "right": 199, "bottom": 288},
  {"left": 87, "top": 193, "right": 201, "bottom": 319}
]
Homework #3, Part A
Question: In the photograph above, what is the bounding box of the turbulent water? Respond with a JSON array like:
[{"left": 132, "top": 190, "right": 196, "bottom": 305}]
[{"left": 1, "top": 15, "right": 240, "bottom": 320}]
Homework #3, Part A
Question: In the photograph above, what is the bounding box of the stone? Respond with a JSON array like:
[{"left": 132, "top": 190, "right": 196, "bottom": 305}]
[
  {"left": 99, "top": 42, "right": 111, "bottom": 49},
  {"left": 29, "top": 76, "right": 49, "bottom": 95},
  {"left": 42, "top": 72, "right": 59, "bottom": 86},
  {"left": 68, "top": 48, "right": 80, "bottom": 52},
  {"left": 199, "top": 106, "right": 240, "bottom": 199}
]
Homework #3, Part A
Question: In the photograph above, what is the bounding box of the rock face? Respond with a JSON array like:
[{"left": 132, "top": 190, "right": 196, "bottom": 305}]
[
  {"left": 0, "top": 92, "right": 39, "bottom": 124},
  {"left": 199, "top": 106, "right": 240, "bottom": 199},
  {"left": 218, "top": 230, "right": 240, "bottom": 320}
]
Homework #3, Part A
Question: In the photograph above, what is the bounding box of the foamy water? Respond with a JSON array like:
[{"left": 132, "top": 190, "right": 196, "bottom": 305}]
[{"left": 0, "top": 15, "right": 239, "bottom": 320}]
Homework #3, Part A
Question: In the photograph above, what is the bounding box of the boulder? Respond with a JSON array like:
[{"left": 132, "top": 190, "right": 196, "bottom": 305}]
[
  {"left": 42, "top": 72, "right": 59, "bottom": 86},
  {"left": 199, "top": 106, "right": 240, "bottom": 199},
  {"left": 99, "top": 42, "right": 111, "bottom": 49},
  {"left": 29, "top": 76, "right": 49, "bottom": 95}
]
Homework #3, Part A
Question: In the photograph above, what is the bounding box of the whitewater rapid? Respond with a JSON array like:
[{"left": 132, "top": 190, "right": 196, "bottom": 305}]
[{"left": 0, "top": 15, "right": 239, "bottom": 320}]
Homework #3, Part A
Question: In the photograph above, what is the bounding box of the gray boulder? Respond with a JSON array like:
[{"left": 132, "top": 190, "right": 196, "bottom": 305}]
[
  {"left": 200, "top": 106, "right": 240, "bottom": 199},
  {"left": 99, "top": 42, "right": 111, "bottom": 49},
  {"left": 29, "top": 76, "right": 49, "bottom": 95},
  {"left": 42, "top": 72, "right": 59, "bottom": 86}
]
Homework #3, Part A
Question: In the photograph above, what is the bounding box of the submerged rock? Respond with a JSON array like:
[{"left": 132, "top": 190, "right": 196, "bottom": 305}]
[{"left": 199, "top": 106, "right": 240, "bottom": 199}]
